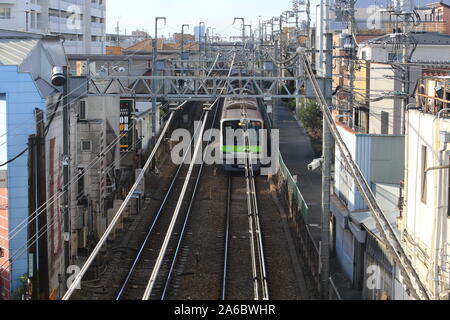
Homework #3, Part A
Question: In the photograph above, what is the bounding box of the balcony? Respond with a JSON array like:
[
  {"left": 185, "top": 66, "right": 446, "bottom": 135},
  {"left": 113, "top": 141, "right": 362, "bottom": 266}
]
[
  {"left": 413, "top": 21, "right": 448, "bottom": 34},
  {"left": 416, "top": 76, "right": 450, "bottom": 115}
]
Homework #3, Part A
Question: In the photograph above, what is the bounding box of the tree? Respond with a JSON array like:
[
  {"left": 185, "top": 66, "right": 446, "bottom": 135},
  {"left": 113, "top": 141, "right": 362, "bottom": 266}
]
[{"left": 298, "top": 99, "right": 322, "bottom": 132}]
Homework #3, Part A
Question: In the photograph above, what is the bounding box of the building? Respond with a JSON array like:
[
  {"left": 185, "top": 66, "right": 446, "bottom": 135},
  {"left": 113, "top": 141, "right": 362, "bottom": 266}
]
[
  {"left": 0, "top": 0, "right": 106, "bottom": 54},
  {"left": 356, "top": 32, "right": 450, "bottom": 135},
  {"left": 105, "top": 30, "right": 149, "bottom": 49},
  {"left": 172, "top": 33, "right": 195, "bottom": 43},
  {"left": 194, "top": 25, "right": 205, "bottom": 42},
  {"left": 413, "top": 2, "right": 450, "bottom": 35},
  {"left": 332, "top": 33, "right": 384, "bottom": 133},
  {"left": 0, "top": 30, "right": 66, "bottom": 300},
  {"left": 331, "top": 120, "right": 411, "bottom": 300},
  {"left": 43, "top": 53, "right": 169, "bottom": 299},
  {"left": 400, "top": 75, "right": 450, "bottom": 299}
]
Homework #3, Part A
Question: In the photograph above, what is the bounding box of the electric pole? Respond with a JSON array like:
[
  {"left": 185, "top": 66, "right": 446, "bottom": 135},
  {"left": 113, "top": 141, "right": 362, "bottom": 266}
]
[
  {"left": 318, "top": 0, "right": 333, "bottom": 300},
  {"left": 152, "top": 17, "right": 166, "bottom": 141}
]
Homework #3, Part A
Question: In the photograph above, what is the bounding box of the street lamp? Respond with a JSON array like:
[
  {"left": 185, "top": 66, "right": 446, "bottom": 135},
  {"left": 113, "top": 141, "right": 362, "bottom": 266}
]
[
  {"left": 199, "top": 22, "right": 205, "bottom": 73},
  {"left": 244, "top": 24, "right": 253, "bottom": 42},
  {"left": 199, "top": 21, "right": 205, "bottom": 49},
  {"left": 233, "top": 17, "right": 245, "bottom": 43},
  {"left": 152, "top": 17, "right": 166, "bottom": 140},
  {"left": 211, "top": 28, "right": 216, "bottom": 42},
  {"left": 181, "top": 24, "right": 189, "bottom": 76}
]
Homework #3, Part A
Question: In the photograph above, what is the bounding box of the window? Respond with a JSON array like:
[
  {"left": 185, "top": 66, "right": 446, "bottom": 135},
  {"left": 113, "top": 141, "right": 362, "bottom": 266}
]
[
  {"left": 0, "top": 247, "right": 4, "bottom": 258},
  {"left": 0, "top": 8, "right": 11, "bottom": 19},
  {"left": 437, "top": 10, "right": 443, "bottom": 22},
  {"left": 81, "top": 140, "right": 92, "bottom": 152},
  {"left": 79, "top": 101, "right": 87, "bottom": 121},
  {"left": 77, "top": 168, "right": 85, "bottom": 200},
  {"left": 381, "top": 111, "right": 389, "bottom": 134},
  {"left": 421, "top": 146, "right": 428, "bottom": 204}
]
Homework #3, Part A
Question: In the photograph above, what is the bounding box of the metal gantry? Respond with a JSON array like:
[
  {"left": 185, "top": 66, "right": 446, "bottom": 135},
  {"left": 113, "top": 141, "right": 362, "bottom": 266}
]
[{"left": 85, "top": 75, "right": 303, "bottom": 100}]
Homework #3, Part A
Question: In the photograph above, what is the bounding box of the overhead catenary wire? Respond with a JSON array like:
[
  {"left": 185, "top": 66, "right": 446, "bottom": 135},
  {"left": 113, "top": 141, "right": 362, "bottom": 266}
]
[
  {"left": 63, "top": 50, "right": 224, "bottom": 300},
  {"left": 0, "top": 121, "right": 138, "bottom": 249},
  {"left": 142, "top": 50, "right": 236, "bottom": 300},
  {"left": 2, "top": 135, "right": 146, "bottom": 271},
  {"left": 0, "top": 123, "right": 141, "bottom": 268},
  {"left": 1, "top": 38, "right": 171, "bottom": 244},
  {"left": 299, "top": 49, "right": 431, "bottom": 300},
  {"left": 0, "top": 39, "right": 157, "bottom": 144}
]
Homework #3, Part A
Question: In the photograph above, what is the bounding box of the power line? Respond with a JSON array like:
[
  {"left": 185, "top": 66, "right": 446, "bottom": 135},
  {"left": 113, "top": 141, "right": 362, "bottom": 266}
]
[
  {"left": 299, "top": 49, "right": 431, "bottom": 300},
  {"left": 1, "top": 121, "right": 138, "bottom": 248},
  {"left": 2, "top": 134, "right": 146, "bottom": 271}
]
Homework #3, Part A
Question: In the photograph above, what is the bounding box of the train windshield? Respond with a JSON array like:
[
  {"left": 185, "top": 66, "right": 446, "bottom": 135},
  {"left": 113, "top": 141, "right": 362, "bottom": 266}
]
[{"left": 222, "top": 120, "right": 262, "bottom": 150}]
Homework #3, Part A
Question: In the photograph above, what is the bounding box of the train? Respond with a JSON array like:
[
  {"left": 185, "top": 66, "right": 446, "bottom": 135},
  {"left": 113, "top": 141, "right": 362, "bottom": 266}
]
[{"left": 220, "top": 70, "right": 265, "bottom": 172}]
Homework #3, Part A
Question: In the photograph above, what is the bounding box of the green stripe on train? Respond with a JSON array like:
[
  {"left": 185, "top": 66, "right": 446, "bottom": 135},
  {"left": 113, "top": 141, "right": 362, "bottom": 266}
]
[{"left": 221, "top": 146, "right": 263, "bottom": 152}]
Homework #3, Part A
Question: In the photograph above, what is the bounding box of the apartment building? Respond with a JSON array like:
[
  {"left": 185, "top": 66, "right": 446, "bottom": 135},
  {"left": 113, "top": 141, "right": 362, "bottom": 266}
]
[
  {"left": 0, "top": 0, "right": 106, "bottom": 54},
  {"left": 400, "top": 75, "right": 450, "bottom": 300},
  {"left": 0, "top": 30, "right": 66, "bottom": 300},
  {"left": 356, "top": 32, "right": 450, "bottom": 135},
  {"left": 330, "top": 118, "right": 410, "bottom": 300}
]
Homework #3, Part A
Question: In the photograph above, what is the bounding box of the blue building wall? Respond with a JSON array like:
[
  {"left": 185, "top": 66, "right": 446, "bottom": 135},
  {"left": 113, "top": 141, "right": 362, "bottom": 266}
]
[{"left": 0, "top": 65, "right": 46, "bottom": 293}]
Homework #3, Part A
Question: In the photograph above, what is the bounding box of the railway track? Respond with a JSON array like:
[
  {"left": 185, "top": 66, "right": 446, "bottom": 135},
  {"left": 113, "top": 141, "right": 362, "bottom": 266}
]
[
  {"left": 116, "top": 108, "right": 207, "bottom": 300},
  {"left": 223, "top": 148, "right": 269, "bottom": 300}
]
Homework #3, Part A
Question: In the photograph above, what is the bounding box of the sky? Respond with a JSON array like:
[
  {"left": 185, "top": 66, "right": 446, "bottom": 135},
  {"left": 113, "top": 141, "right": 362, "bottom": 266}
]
[
  {"left": 105, "top": 0, "right": 439, "bottom": 38},
  {"left": 105, "top": 0, "right": 306, "bottom": 38}
]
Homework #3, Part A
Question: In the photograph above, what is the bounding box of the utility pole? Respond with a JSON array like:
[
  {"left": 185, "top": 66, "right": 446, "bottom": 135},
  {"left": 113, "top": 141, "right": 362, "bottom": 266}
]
[
  {"left": 233, "top": 17, "right": 245, "bottom": 43},
  {"left": 274, "top": 38, "right": 279, "bottom": 128},
  {"left": 348, "top": 0, "right": 356, "bottom": 129},
  {"left": 116, "top": 21, "right": 120, "bottom": 47},
  {"left": 25, "top": 1, "right": 30, "bottom": 32},
  {"left": 181, "top": 24, "right": 189, "bottom": 77},
  {"left": 245, "top": 24, "right": 254, "bottom": 71},
  {"left": 61, "top": 66, "right": 70, "bottom": 297},
  {"left": 152, "top": 17, "right": 166, "bottom": 141},
  {"left": 306, "top": 0, "right": 311, "bottom": 51},
  {"left": 28, "top": 109, "right": 49, "bottom": 300},
  {"left": 199, "top": 22, "right": 205, "bottom": 74},
  {"left": 318, "top": 0, "right": 333, "bottom": 300}
]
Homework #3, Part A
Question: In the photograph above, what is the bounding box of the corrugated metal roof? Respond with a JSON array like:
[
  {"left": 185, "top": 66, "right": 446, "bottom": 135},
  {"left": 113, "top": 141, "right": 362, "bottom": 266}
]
[{"left": 0, "top": 38, "right": 39, "bottom": 66}]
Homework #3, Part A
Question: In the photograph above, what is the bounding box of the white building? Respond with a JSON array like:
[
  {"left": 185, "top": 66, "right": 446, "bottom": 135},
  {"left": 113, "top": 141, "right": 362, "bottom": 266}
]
[
  {"left": 331, "top": 120, "right": 411, "bottom": 300},
  {"left": 401, "top": 76, "right": 450, "bottom": 299},
  {"left": 357, "top": 32, "right": 450, "bottom": 135},
  {"left": 0, "top": 0, "right": 106, "bottom": 54}
]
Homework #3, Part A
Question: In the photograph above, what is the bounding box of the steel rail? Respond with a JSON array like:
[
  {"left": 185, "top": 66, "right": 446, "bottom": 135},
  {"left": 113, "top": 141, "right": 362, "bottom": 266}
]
[
  {"left": 115, "top": 109, "right": 203, "bottom": 300},
  {"left": 142, "top": 51, "right": 237, "bottom": 300},
  {"left": 63, "top": 50, "right": 225, "bottom": 300},
  {"left": 142, "top": 111, "right": 209, "bottom": 300},
  {"left": 299, "top": 51, "right": 431, "bottom": 300},
  {"left": 160, "top": 95, "right": 224, "bottom": 300},
  {"left": 62, "top": 111, "right": 176, "bottom": 300},
  {"left": 247, "top": 150, "right": 269, "bottom": 300},
  {"left": 115, "top": 50, "right": 222, "bottom": 299},
  {"left": 221, "top": 175, "right": 232, "bottom": 300},
  {"left": 244, "top": 149, "right": 260, "bottom": 300}
]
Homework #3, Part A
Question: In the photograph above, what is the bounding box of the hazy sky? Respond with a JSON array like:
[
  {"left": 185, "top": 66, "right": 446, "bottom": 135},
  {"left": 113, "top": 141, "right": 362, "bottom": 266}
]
[
  {"left": 106, "top": 0, "right": 306, "bottom": 38},
  {"left": 106, "top": 0, "right": 450, "bottom": 38}
]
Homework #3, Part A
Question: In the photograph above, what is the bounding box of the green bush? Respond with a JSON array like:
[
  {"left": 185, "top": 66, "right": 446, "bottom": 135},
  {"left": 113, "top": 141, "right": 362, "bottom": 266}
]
[
  {"left": 11, "top": 274, "right": 27, "bottom": 300},
  {"left": 287, "top": 99, "right": 296, "bottom": 111},
  {"left": 298, "top": 100, "right": 322, "bottom": 131}
]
